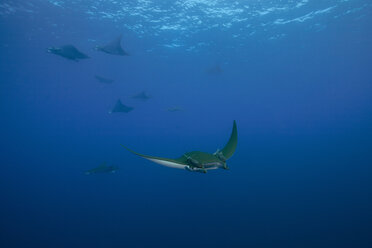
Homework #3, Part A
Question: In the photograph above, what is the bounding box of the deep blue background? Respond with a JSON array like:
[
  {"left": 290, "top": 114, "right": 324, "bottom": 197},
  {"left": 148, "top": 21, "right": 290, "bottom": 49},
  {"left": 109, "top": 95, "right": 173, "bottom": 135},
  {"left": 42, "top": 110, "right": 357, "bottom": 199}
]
[{"left": 0, "top": 1, "right": 372, "bottom": 247}]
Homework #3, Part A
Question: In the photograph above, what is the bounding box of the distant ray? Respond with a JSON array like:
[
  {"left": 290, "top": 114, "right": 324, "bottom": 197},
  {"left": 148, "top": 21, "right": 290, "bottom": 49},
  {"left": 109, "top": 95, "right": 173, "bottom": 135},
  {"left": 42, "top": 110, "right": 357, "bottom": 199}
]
[
  {"left": 110, "top": 99, "right": 133, "bottom": 113},
  {"left": 206, "top": 64, "right": 223, "bottom": 75},
  {"left": 95, "top": 35, "right": 129, "bottom": 56},
  {"left": 167, "top": 107, "right": 182, "bottom": 112},
  {"left": 85, "top": 162, "right": 119, "bottom": 175},
  {"left": 95, "top": 75, "right": 114, "bottom": 84},
  {"left": 132, "top": 91, "right": 151, "bottom": 101},
  {"left": 47, "top": 45, "right": 90, "bottom": 61}
]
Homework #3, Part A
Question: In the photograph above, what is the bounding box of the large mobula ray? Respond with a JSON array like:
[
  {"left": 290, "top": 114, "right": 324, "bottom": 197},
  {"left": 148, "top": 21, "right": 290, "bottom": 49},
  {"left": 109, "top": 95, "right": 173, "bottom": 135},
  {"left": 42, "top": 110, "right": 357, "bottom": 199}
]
[
  {"left": 95, "top": 35, "right": 129, "bottom": 56},
  {"left": 122, "top": 121, "right": 237, "bottom": 173},
  {"left": 47, "top": 45, "right": 90, "bottom": 61}
]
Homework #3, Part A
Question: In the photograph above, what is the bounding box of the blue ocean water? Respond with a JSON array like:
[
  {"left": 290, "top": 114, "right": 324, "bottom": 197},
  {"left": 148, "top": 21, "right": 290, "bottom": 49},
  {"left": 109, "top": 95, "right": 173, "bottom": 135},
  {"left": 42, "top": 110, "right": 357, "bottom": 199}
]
[{"left": 1, "top": 1, "right": 372, "bottom": 247}]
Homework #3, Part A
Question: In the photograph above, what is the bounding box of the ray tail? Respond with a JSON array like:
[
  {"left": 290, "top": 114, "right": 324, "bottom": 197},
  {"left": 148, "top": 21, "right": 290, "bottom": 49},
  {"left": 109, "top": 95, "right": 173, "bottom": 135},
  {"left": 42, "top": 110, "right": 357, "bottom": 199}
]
[{"left": 121, "top": 145, "right": 188, "bottom": 169}]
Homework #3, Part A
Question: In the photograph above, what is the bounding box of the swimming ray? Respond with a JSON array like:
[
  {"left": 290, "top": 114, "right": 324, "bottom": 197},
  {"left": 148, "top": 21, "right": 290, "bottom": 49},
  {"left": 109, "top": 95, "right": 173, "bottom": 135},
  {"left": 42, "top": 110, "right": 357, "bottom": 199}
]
[
  {"left": 47, "top": 45, "right": 90, "bottom": 61},
  {"left": 132, "top": 91, "right": 151, "bottom": 101},
  {"left": 95, "top": 75, "right": 114, "bottom": 84},
  {"left": 122, "top": 121, "right": 237, "bottom": 173},
  {"left": 110, "top": 99, "right": 133, "bottom": 113},
  {"left": 95, "top": 35, "right": 129, "bottom": 56},
  {"left": 85, "top": 162, "right": 119, "bottom": 175}
]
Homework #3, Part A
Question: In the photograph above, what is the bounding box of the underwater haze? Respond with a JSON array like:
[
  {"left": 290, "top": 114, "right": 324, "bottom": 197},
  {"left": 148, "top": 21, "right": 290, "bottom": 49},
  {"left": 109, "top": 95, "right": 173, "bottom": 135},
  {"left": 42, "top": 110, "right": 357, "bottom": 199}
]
[{"left": 1, "top": 0, "right": 372, "bottom": 247}]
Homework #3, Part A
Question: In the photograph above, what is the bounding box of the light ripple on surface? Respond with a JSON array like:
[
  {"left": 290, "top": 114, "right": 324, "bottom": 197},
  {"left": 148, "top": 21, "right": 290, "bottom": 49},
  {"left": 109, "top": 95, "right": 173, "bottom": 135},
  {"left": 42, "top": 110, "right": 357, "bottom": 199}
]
[{"left": 0, "top": 0, "right": 370, "bottom": 50}]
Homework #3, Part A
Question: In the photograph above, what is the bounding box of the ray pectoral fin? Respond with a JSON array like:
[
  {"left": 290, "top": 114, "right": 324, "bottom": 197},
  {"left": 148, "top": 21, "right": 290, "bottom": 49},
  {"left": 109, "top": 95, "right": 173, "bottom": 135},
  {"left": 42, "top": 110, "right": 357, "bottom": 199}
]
[
  {"left": 220, "top": 120, "right": 238, "bottom": 160},
  {"left": 121, "top": 145, "right": 188, "bottom": 169}
]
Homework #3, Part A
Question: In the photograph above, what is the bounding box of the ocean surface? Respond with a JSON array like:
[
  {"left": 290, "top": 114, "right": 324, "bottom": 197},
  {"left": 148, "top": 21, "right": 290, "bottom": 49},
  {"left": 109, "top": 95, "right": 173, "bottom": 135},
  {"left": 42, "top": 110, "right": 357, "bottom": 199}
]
[{"left": 1, "top": 1, "right": 372, "bottom": 247}]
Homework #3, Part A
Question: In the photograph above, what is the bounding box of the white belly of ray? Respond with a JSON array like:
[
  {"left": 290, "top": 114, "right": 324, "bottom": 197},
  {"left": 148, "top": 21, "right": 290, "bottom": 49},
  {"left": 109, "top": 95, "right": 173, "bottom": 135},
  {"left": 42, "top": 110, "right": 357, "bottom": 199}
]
[{"left": 146, "top": 158, "right": 187, "bottom": 169}]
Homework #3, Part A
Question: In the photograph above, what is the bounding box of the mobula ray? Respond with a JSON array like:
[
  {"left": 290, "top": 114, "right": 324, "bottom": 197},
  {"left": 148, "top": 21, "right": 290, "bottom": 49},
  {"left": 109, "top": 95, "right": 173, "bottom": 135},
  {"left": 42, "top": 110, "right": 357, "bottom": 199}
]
[
  {"left": 47, "top": 45, "right": 90, "bottom": 61},
  {"left": 85, "top": 163, "right": 119, "bottom": 175},
  {"left": 95, "top": 35, "right": 129, "bottom": 56},
  {"left": 122, "top": 121, "right": 237, "bottom": 173}
]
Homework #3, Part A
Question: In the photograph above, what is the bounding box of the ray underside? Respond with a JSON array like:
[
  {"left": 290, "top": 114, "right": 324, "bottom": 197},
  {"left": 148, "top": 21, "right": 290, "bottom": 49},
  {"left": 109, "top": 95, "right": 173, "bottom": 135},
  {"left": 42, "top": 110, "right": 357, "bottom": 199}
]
[{"left": 121, "top": 145, "right": 188, "bottom": 169}]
